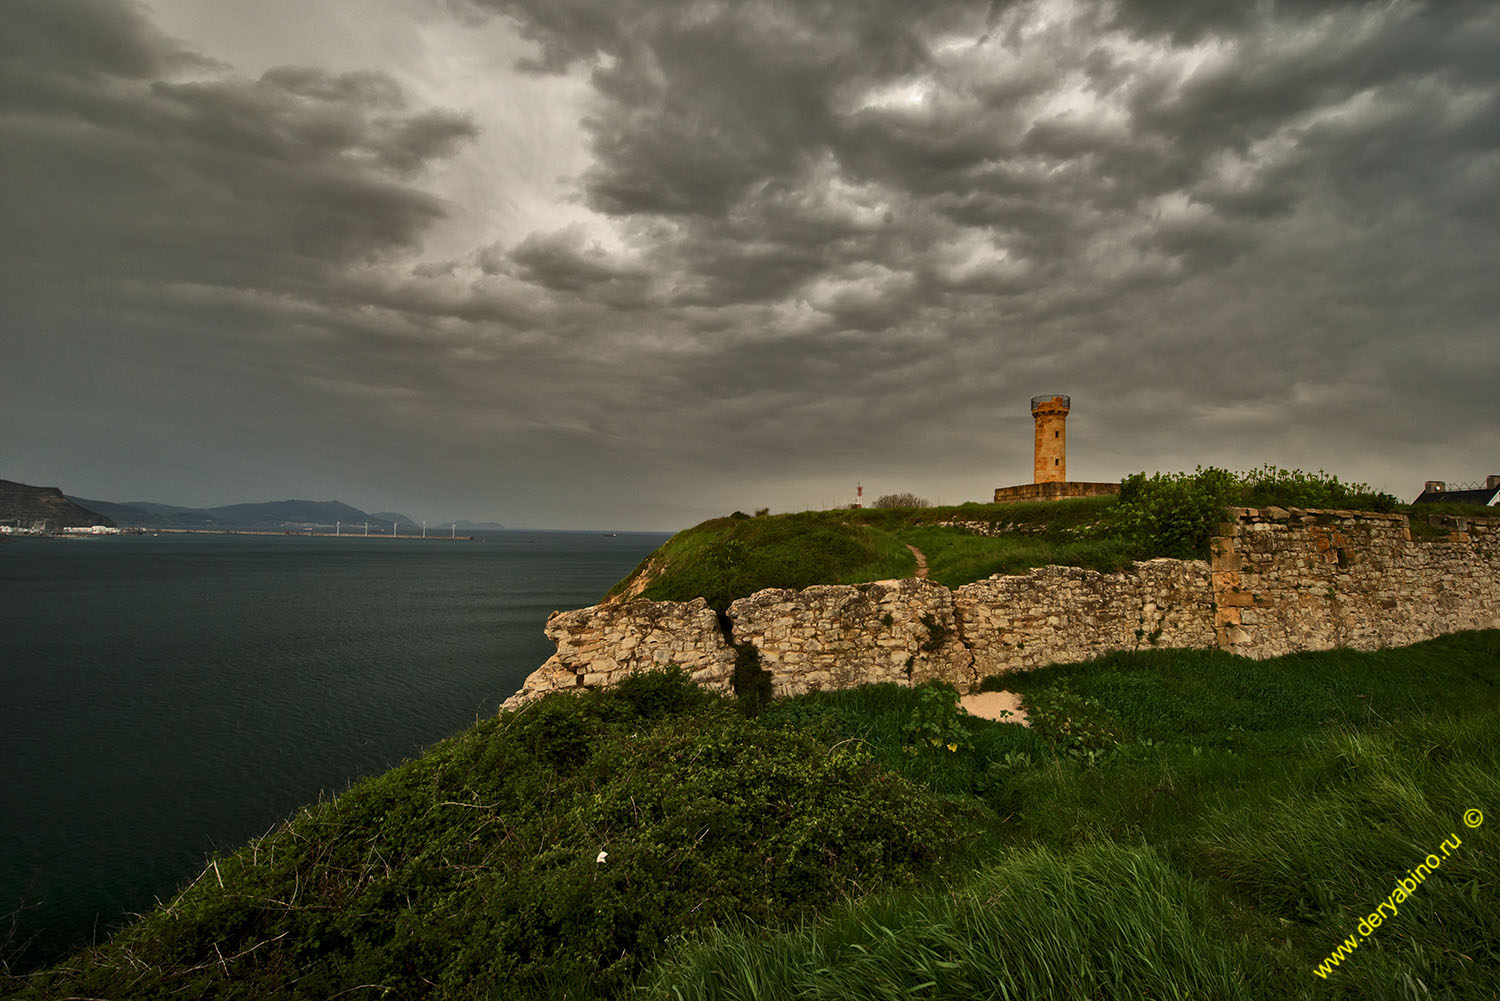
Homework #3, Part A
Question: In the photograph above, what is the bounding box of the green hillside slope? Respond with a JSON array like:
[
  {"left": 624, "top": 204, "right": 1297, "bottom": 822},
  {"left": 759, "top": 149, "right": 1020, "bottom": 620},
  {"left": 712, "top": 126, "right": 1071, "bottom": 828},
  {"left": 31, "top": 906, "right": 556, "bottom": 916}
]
[{"left": 11, "top": 632, "right": 1500, "bottom": 999}]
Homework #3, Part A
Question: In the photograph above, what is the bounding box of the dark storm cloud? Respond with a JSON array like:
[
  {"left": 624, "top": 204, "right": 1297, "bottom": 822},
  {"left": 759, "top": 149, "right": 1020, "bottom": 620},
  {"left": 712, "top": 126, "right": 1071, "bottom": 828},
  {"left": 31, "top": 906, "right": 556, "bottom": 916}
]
[
  {"left": 0, "top": 1, "right": 515, "bottom": 519},
  {"left": 5, "top": 0, "right": 1498, "bottom": 530},
  {"left": 1, "top": 0, "right": 476, "bottom": 298},
  {"left": 0, "top": 0, "right": 211, "bottom": 81},
  {"left": 443, "top": 0, "right": 1500, "bottom": 513}
]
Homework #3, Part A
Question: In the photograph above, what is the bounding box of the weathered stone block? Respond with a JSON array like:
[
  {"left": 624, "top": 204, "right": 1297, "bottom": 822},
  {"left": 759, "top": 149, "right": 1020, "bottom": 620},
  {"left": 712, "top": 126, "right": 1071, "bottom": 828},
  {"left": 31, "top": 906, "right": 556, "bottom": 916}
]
[
  {"left": 501, "top": 596, "right": 735, "bottom": 710},
  {"left": 727, "top": 578, "right": 974, "bottom": 697}
]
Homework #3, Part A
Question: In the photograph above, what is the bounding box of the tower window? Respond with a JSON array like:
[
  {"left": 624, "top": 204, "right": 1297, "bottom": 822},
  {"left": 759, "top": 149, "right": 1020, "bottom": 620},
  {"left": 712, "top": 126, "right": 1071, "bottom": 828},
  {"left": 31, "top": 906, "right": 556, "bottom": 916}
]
[
  {"left": 1054, "top": 458, "right": 1060, "bottom": 466},
  {"left": 1054, "top": 431, "right": 1060, "bottom": 438}
]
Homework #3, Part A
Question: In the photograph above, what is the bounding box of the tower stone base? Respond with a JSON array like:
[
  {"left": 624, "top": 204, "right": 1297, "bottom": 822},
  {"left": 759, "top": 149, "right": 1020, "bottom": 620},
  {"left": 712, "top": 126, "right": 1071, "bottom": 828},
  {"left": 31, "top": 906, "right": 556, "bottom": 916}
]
[{"left": 993, "top": 481, "right": 1120, "bottom": 504}]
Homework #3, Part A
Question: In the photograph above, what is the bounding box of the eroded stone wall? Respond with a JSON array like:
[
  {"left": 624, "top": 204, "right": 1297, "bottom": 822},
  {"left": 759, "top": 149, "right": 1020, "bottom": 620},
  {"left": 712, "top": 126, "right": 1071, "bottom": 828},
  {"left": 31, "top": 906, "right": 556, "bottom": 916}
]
[
  {"left": 726, "top": 578, "right": 973, "bottom": 698},
  {"left": 502, "top": 597, "right": 735, "bottom": 710},
  {"left": 954, "top": 559, "right": 1214, "bottom": 677},
  {"left": 1211, "top": 507, "right": 1500, "bottom": 657},
  {"left": 504, "top": 509, "right": 1500, "bottom": 710}
]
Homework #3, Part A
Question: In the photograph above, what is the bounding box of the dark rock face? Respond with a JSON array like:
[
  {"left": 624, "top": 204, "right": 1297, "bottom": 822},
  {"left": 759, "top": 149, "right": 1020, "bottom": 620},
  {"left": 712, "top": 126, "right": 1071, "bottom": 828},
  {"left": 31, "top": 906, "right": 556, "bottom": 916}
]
[{"left": 0, "top": 478, "right": 115, "bottom": 529}]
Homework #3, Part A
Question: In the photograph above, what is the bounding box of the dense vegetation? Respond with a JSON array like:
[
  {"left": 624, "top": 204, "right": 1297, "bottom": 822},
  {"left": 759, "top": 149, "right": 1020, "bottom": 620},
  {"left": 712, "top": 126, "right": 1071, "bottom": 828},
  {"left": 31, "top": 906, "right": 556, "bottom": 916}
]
[
  {"left": 8, "top": 671, "right": 976, "bottom": 1000},
  {"left": 610, "top": 466, "right": 1484, "bottom": 610},
  {"left": 649, "top": 633, "right": 1500, "bottom": 1000},
  {"left": 11, "top": 633, "right": 1499, "bottom": 998}
]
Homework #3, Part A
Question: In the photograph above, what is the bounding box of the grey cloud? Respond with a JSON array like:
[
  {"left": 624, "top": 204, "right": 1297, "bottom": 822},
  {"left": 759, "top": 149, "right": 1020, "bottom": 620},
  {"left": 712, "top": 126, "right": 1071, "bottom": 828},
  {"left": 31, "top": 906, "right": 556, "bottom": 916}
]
[
  {"left": 6, "top": 0, "right": 1499, "bottom": 531},
  {"left": 503, "top": 227, "right": 657, "bottom": 309},
  {"left": 0, "top": 0, "right": 212, "bottom": 81},
  {"left": 258, "top": 66, "right": 407, "bottom": 108},
  {"left": 450, "top": 0, "right": 1496, "bottom": 497},
  {"left": 2, "top": 3, "right": 476, "bottom": 298},
  {"left": 373, "top": 109, "right": 481, "bottom": 175}
]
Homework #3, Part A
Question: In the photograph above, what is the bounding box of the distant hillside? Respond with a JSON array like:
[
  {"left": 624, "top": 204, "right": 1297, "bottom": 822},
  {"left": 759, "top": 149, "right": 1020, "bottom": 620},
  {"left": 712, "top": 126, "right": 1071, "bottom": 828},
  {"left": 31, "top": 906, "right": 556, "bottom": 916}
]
[
  {"left": 68, "top": 497, "right": 389, "bottom": 531},
  {"left": 50, "top": 484, "right": 502, "bottom": 533},
  {"left": 210, "top": 500, "right": 373, "bottom": 529},
  {"left": 368, "top": 511, "right": 421, "bottom": 531},
  {"left": 1, "top": 479, "right": 114, "bottom": 529},
  {"left": 69, "top": 499, "right": 192, "bottom": 527}
]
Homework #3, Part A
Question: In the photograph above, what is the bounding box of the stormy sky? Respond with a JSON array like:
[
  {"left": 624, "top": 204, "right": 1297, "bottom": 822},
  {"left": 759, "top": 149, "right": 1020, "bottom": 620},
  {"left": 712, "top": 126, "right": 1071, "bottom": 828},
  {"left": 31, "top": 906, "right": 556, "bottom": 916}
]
[{"left": 3, "top": 0, "right": 1497, "bottom": 530}]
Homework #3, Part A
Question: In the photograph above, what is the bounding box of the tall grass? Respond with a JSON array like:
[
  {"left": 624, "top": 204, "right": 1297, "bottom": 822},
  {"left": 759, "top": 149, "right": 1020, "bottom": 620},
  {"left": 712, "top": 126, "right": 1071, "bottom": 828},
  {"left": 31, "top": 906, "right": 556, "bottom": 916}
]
[
  {"left": 1192, "top": 712, "right": 1500, "bottom": 997},
  {"left": 782, "top": 634, "right": 1500, "bottom": 999},
  {"left": 641, "top": 843, "right": 1286, "bottom": 1000}
]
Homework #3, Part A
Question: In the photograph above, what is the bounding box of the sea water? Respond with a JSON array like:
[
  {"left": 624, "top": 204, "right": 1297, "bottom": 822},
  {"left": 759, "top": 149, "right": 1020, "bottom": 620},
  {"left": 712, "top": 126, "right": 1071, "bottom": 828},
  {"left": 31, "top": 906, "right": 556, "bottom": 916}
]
[{"left": 0, "top": 530, "right": 668, "bottom": 969}]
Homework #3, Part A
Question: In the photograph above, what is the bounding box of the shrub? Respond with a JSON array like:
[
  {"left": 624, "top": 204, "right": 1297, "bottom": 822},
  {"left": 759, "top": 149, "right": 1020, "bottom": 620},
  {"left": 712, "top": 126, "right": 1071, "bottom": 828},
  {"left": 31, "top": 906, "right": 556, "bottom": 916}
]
[
  {"left": 1236, "top": 464, "right": 1398, "bottom": 511},
  {"left": 906, "top": 683, "right": 968, "bottom": 753},
  {"left": 1111, "top": 466, "right": 1240, "bottom": 558},
  {"left": 730, "top": 641, "right": 773, "bottom": 715},
  {"left": 873, "top": 493, "right": 931, "bottom": 509},
  {"left": 1109, "top": 466, "right": 1399, "bottom": 559}
]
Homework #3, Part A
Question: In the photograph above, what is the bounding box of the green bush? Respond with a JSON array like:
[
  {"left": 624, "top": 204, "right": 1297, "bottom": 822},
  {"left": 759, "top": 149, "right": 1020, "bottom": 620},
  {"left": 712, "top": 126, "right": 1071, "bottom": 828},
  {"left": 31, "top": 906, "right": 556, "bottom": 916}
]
[
  {"left": 1111, "top": 466, "right": 1240, "bottom": 558},
  {"left": 1237, "top": 464, "right": 1399, "bottom": 511},
  {"left": 1110, "top": 466, "right": 1402, "bottom": 559}
]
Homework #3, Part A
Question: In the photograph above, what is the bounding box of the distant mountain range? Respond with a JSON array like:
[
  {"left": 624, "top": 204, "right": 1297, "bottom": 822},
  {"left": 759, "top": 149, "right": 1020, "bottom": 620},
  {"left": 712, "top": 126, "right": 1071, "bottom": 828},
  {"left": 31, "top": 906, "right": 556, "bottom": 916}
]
[{"left": 1, "top": 477, "right": 503, "bottom": 532}]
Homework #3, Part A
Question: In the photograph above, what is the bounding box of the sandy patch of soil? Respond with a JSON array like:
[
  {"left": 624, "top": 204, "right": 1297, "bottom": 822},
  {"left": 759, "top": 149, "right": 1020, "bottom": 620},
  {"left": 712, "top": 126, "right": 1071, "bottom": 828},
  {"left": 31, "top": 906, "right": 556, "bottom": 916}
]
[{"left": 959, "top": 690, "right": 1029, "bottom": 726}]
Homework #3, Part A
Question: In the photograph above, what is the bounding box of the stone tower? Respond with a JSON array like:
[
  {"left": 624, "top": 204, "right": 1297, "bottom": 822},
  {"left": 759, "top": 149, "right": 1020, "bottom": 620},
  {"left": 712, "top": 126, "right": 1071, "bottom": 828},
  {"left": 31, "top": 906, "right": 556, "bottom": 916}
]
[{"left": 1031, "top": 395, "right": 1070, "bottom": 483}]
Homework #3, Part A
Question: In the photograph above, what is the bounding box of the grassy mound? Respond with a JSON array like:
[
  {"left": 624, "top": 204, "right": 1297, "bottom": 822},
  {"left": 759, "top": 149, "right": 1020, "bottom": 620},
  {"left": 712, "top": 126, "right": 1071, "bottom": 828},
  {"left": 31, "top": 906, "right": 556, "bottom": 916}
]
[
  {"left": 609, "top": 495, "right": 1138, "bottom": 609},
  {"left": 11, "top": 671, "right": 976, "bottom": 1000}
]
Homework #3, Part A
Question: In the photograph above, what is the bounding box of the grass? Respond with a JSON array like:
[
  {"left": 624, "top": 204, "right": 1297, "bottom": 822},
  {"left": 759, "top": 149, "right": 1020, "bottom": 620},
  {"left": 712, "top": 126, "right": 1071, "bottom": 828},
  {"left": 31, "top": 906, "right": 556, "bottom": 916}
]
[
  {"left": 897, "top": 523, "right": 1141, "bottom": 588},
  {"left": 645, "top": 631, "right": 1500, "bottom": 1001},
  {"left": 8, "top": 671, "right": 976, "bottom": 1001},
  {"left": 639, "top": 843, "right": 1285, "bottom": 1001},
  {"left": 611, "top": 496, "right": 1143, "bottom": 610},
  {"left": 11, "top": 632, "right": 1500, "bottom": 999},
  {"left": 606, "top": 511, "right": 918, "bottom": 610},
  {"left": 607, "top": 483, "right": 1500, "bottom": 613}
]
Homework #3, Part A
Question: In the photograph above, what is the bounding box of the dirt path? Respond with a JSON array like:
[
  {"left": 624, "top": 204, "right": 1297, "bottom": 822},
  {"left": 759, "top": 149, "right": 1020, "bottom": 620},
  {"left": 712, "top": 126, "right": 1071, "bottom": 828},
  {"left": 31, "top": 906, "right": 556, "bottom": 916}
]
[
  {"left": 960, "top": 691, "right": 1030, "bottom": 726},
  {"left": 905, "top": 543, "right": 929, "bottom": 579}
]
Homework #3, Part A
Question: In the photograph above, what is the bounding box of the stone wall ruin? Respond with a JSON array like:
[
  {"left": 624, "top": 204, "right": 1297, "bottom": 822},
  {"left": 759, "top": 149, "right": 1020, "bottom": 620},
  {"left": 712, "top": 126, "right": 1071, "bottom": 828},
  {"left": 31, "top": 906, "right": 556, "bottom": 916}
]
[{"left": 501, "top": 508, "right": 1500, "bottom": 710}]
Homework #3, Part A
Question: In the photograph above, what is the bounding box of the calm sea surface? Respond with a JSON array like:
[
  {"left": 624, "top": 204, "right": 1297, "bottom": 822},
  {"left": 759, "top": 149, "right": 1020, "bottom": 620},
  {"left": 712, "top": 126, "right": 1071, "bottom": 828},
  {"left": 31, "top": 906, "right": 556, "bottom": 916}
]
[{"left": 0, "top": 530, "right": 668, "bottom": 969}]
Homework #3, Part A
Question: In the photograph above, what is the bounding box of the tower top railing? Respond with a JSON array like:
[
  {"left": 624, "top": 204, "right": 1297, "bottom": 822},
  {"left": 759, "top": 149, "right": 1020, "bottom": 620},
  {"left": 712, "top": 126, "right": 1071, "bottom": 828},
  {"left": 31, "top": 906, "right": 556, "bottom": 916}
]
[{"left": 1030, "top": 395, "right": 1070, "bottom": 411}]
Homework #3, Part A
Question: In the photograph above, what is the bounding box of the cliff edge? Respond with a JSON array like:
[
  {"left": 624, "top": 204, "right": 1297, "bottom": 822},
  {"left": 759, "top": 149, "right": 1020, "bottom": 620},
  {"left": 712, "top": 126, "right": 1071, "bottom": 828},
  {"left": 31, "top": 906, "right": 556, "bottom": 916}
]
[{"left": 0, "top": 478, "right": 114, "bottom": 529}]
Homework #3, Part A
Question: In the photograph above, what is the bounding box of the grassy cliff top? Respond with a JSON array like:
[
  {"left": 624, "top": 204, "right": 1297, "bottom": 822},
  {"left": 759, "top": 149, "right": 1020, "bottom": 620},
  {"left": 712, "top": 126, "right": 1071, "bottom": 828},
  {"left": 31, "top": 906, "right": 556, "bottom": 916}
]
[
  {"left": 604, "top": 495, "right": 1138, "bottom": 609},
  {"left": 605, "top": 467, "right": 1500, "bottom": 610}
]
